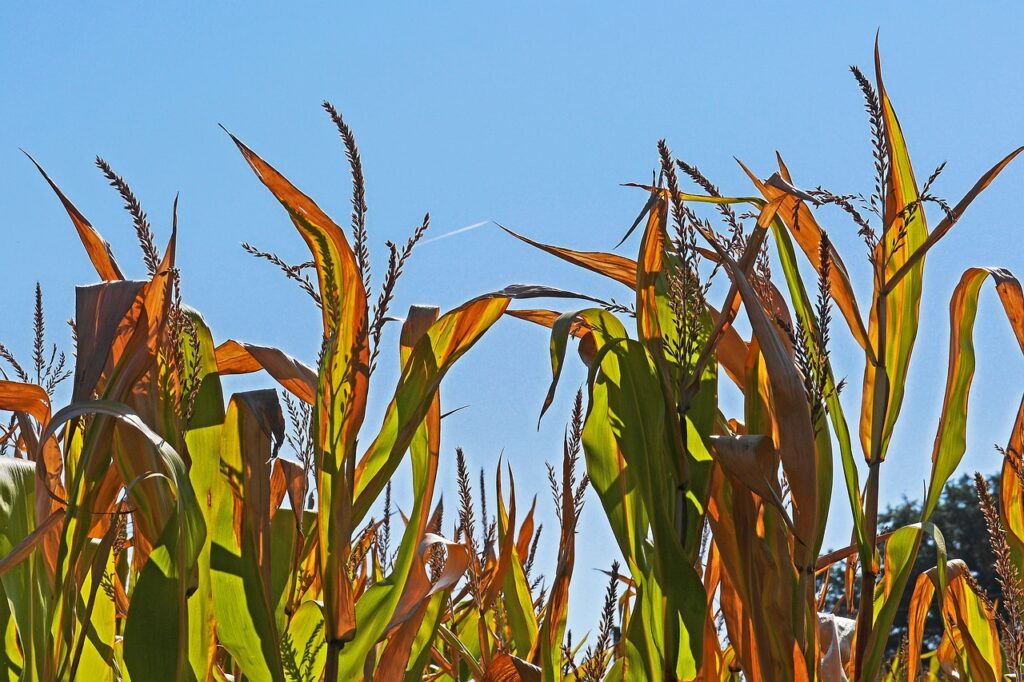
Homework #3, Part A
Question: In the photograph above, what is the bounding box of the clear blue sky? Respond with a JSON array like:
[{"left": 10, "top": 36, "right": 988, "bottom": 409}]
[{"left": 3, "top": 3, "right": 1024, "bottom": 635}]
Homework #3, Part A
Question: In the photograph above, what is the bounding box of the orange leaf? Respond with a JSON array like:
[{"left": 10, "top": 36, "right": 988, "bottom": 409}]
[
  {"left": 25, "top": 152, "right": 124, "bottom": 282},
  {"left": 500, "top": 225, "right": 636, "bottom": 287},
  {"left": 269, "top": 458, "right": 306, "bottom": 526},
  {"left": 741, "top": 158, "right": 870, "bottom": 354},
  {"left": 215, "top": 340, "right": 317, "bottom": 405}
]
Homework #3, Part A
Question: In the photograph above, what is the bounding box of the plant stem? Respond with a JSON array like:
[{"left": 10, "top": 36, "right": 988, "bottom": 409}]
[
  {"left": 855, "top": 460, "right": 880, "bottom": 678},
  {"left": 324, "top": 641, "right": 342, "bottom": 682},
  {"left": 855, "top": 269, "right": 888, "bottom": 679}
]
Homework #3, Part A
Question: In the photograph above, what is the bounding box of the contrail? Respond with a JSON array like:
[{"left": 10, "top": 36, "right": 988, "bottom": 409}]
[{"left": 419, "top": 220, "right": 490, "bottom": 245}]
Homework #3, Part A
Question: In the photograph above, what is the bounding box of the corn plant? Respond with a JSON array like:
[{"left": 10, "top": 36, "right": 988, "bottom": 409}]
[
  {"left": 0, "top": 107, "right": 523, "bottom": 681},
  {"left": 504, "top": 41, "right": 1024, "bottom": 680},
  {"left": 2, "top": 38, "right": 1024, "bottom": 682}
]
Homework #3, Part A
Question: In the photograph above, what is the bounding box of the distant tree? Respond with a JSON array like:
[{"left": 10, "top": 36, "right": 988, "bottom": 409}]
[{"left": 818, "top": 473, "right": 1000, "bottom": 656}]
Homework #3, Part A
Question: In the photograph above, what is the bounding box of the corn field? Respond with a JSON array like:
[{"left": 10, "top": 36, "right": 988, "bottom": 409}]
[{"left": 1, "top": 43, "right": 1024, "bottom": 681}]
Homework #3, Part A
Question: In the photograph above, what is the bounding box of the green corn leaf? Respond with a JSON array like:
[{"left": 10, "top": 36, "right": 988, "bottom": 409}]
[
  {"left": 38, "top": 400, "right": 205, "bottom": 682},
  {"left": 182, "top": 308, "right": 226, "bottom": 681},
  {"left": 402, "top": 593, "right": 446, "bottom": 681},
  {"left": 0, "top": 458, "right": 48, "bottom": 681},
  {"left": 338, "top": 307, "right": 446, "bottom": 678},
  {"left": 351, "top": 295, "right": 509, "bottom": 525},
  {"left": 227, "top": 129, "right": 369, "bottom": 649},
  {"left": 210, "top": 390, "right": 286, "bottom": 682},
  {"left": 862, "top": 522, "right": 946, "bottom": 681},
  {"left": 923, "top": 267, "right": 1024, "bottom": 519},
  {"left": 587, "top": 337, "right": 704, "bottom": 678},
  {"left": 281, "top": 601, "right": 327, "bottom": 682},
  {"left": 860, "top": 44, "right": 930, "bottom": 465},
  {"left": 495, "top": 473, "right": 537, "bottom": 658}
]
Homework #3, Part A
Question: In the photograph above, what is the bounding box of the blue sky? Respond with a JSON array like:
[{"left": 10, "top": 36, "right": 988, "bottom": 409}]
[{"left": 3, "top": 3, "right": 1024, "bottom": 635}]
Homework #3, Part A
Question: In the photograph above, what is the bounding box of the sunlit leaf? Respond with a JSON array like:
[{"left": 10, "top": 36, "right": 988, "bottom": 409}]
[
  {"left": 923, "top": 267, "right": 1024, "bottom": 519},
  {"left": 210, "top": 390, "right": 286, "bottom": 681},
  {"left": 860, "top": 43, "right": 930, "bottom": 465},
  {"left": 24, "top": 152, "right": 124, "bottom": 282},
  {"left": 227, "top": 129, "right": 369, "bottom": 648},
  {"left": 215, "top": 340, "right": 318, "bottom": 405},
  {"left": 352, "top": 295, "right": 509, "bottom": 524}
]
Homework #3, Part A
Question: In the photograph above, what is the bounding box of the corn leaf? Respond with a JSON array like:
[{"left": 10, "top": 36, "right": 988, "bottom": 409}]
[
  {"left": 227, "top": 129, "right": 369, "bottom": 647},
  {"left": 905, "top": 559, "right": 966, "bottom": 681},
  {"left": 210, "top": 389, "right": 286, "bottom": 681},
  {"left": 0, "top": 458, "right": 48, "bottom": 680},
  {"left": 710, "top": 242, "right": 819, "bottom": 572},
  {"left": 282, "top": 601, "right": 327, "bottom": 682},
  {"left": 766, "top": 220, "right": 865, "bottom": 563},
  {"left": 860, "top": 44, "right": 930, "bottom": 464},
  {"left": 182, "top": 309, "right": 226, "bottom": 681},
  {"left": 941, "top": 572, "right": 1002, "bottom": 682},
  {"left": 215, "top": 340, "right": 317, "bottom": 406},
  {"left": 25, "top": 152, "right": 124, "bottom": 282},
  {"left": 498, "top": 499, "right": 538, "bottom": 661},
  {"left": 337, "top": 306, "right": 447, "bottom": 678},
  {"left": 39, "top": 400, "right": 205, "bottom": 682},
  {"left": 351, "top": 295, "right": 509, "bottom": 524},
  {"left": 1001, "top": 398, "right": 1024, "bottom": 572},
  {"left": 586, "top": 336, "right": 704, "bottom": 677},
  {"left": 861, "top": 522, "right": 946, "bottom": 680},
  {"left": 500, "top": 225, "right": 636, "bottom": 287},
  {"left": 922, "top": 267, "right": 1024, "bottom": 518}
]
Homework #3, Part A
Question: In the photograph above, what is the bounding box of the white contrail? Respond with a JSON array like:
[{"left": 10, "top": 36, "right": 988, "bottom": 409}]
[{"left": 419, "top": 220, "right": 490, "bottom": 245}]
